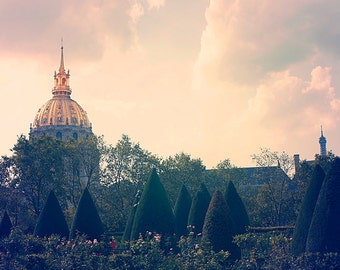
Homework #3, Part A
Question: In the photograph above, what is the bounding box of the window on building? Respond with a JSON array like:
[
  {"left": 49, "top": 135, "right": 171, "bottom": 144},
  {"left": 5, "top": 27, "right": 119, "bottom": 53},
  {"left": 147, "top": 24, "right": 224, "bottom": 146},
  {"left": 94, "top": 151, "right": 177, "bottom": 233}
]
[{"left": 56, "top": 132, "right": 62, "bottom": 140}]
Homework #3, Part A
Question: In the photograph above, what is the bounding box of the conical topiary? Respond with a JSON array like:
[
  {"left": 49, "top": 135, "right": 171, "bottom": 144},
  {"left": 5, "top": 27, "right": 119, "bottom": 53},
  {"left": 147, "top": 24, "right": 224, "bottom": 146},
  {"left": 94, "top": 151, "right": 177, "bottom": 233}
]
[
  {"left": 0, "top": 211, "right": 12, "bottom": 238},
  {"left": 306, "top": 157, "right": 340, "bottom": 253},
  {"left": 34, "top": 190, "right": 69, "bottom": 238},
  {"left": 224, "top": 181, "right": 249, "bottom": 235},
  {"left": 187, "top": 182, "right": 211, "bottom": 234},
  {"left": 122, "top": 190, "right": 142, "bottom": 242},
  {"left": 202, "top": 190, "right": 240, "bottom": 258},
  {"left": 292, "top": 164, "right": 325, "bottom": 255},
  {"left": 174, "top": 185, "right": 192, "bottom": 237},
  {"left": 130, "top": 169, "right": 175, "bottom": 240},
  {"left": 70, "top": 187, "right": 104, "bottom": 240}
]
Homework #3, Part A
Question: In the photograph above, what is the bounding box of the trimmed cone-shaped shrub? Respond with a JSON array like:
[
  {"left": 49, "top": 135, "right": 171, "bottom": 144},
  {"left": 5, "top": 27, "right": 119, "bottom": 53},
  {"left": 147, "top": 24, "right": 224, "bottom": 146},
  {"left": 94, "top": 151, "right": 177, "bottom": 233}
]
[
  {"left": 174, "top": 185, "right": 192, "bottom": 237},
  {"left": 122, "top": 190, "right": 142, "bottom": 242},
  {"left": 224, "top": 181, "right": 249, "bottom": 235},
  {"left": 0, "top": 211, "right": 12, "bottom": 238},
  {"left": 131, "top": 169, "right": 175, "bottom": 240},
  {"left": 188, "top": 182, "right": 211, "bottom": 234},
  {"left": 202, "top": 190, "right": 240, "bottom": 258},
  {"left": 34, "top": 190, "right": 69, "bottom": 238},
  {"left": 292, "top": 164, "right": 325, "bottom": 255},
  {"left": 306, "top": 157, "right": 340, "bottom": 253},
  {"left": 70, "top": 187, "right": 104, "bottom": 240}
]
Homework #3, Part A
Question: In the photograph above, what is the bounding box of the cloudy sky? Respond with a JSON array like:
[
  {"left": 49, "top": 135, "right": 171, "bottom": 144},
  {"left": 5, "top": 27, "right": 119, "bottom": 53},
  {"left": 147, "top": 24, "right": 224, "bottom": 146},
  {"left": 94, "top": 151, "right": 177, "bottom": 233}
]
[{"left": 0, "top": 0, "right": 339, "bottom": 168}]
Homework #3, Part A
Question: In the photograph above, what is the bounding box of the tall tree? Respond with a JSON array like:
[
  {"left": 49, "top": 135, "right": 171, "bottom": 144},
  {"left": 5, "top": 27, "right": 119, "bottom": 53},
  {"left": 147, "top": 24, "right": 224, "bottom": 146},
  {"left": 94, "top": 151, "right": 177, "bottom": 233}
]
[
  {"left": 292, "top": 164, "right": 325, "bottom": 255},
  {"left": 34, "top": 190, "right": 69, "bottom": 238},
  {"left": 187, "top": 182, "right": 211, "bottom": 234},
  {"left": 130, "top": 169, "right": 174, "bottom": 240},
  {"left": 250, "top": 148, "right": 296, "bottom": 226},
  {"left": 160, "top": 152, "right": 205, "bottom": 205},
  {"left": 0, "top": 211, "right": 12, "bottom": 238},
  {"left": 11, "top": 135, "right": 65, "bottom": 216},
  {"left": 174, "top": 185, "right": 192, "bottom": 237},
  {"left": 100, "top": 134, "right": 160, "bottom": 232},
  {"left": 63, "top": 135, "right": 103, "bottom": 209},
  {"left": 224, "top": 181, "right": 249, "bottom": 234},
  {"left": 306, "top": 157, "right": 340, "bottom": 253},
  {"left": 314, "top": 151, "right": 336, "bottom": 174},
  {"left": 205, "top": 159, "right": 244, "bottom": 193},
  {"left": 70, "top": 187, "right": 104, "bottom": 240},
  {"left": 202, "top": 190, "right": 240, "bottom": 258},
  {"left": 251, "top": 148, "right": 294, "bottom": 176},
  {"left": 0, "top": 156, "right": 29, "bottom": 228}
]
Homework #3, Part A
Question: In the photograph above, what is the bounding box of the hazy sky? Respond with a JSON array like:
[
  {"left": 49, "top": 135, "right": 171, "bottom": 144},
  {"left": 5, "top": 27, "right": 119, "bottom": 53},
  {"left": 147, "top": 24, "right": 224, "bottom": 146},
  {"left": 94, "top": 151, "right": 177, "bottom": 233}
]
[{"left": 1, "top": 0, "right": 339, "bottom": 168}]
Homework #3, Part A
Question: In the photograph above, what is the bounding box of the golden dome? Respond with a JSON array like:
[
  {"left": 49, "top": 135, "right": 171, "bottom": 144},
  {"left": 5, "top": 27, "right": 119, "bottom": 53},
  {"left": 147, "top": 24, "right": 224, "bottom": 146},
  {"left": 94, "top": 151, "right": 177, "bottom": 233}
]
[
  {"left": 32, "top": 96, "right": 90, "bottom": 129},
  {"left": 30, "top": 46, "right": 92, "bottom": 138}
]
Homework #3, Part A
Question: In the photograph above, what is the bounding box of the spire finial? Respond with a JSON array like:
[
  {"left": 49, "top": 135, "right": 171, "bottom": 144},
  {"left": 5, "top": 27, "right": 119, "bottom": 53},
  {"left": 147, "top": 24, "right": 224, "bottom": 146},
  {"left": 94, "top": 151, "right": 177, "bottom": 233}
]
[
  {"left": 59, "top": 39, "right": 65, "bottom": 73},
  {"left": 53, "top": 40, "right": 71, "bottom": 96},
  {"left": 321, "top": 125, "right": 324, "bottom": 136}
]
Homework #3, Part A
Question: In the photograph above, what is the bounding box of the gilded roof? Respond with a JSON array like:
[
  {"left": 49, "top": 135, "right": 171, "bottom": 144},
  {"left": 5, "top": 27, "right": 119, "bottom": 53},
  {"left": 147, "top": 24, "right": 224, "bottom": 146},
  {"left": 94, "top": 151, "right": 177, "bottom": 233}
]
[
  {"left": 32, "top": 96, "right": 90, "bottom": 129},
  {"left": 31, "top": 46, "right": 91, "bottom": 130}
]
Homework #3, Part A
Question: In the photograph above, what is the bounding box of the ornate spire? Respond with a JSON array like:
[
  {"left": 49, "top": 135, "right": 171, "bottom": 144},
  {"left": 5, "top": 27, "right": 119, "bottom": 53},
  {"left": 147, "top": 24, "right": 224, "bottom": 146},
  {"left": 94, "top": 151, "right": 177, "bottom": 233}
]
[
  {"left": 319, "top": 125, "right": 327, "bottom": 155},
  {"left": 59, "top": 40, "right": 65, "bottom": 74},
  {"left": 53, "top": 43, "right": 71, "bottom": 97}
]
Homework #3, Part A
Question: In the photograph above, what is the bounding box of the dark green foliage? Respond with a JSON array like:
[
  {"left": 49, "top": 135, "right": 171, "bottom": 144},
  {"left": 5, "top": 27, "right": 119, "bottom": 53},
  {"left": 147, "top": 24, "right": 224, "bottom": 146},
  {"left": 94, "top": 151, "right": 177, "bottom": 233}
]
[
  {"left": 174, "top": 185, "right": 192, "bottom": 237},
  {"left": 202, "top": 190, "right": 240, "bottom": 258},
  {"left": 70, "top": 188, "right": 104, "bottom": 240},
  {"left": 34, "top": 191, "right": 69, "bottom": 238},
  {"left": 122, "top": 190, "right": 142, "bottom": 242},
  {"left": 224, "top": 181, "right": 249, "bottom": 234},
  {"left": 306, "top": 157, "right": 340, "bottom": 253},
  {"left": 188, "top": 182, "right": 211, "bottom": 234},
  {"left": 131, "top": 169, "right": 175, "bottom": 240},
  {"left": 292, "top": 165, "right": 325, "bottom": 255},
  {"left": 0, "top": 211, "right": 12, "bottom": 238}
]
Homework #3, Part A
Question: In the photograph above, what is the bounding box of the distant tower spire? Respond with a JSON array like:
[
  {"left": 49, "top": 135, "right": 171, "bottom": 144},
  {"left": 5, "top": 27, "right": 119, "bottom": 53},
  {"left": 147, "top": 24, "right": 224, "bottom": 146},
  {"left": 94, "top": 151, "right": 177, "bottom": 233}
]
[{"left": 319, "top": 126, "right": 327, "bottom": 155}]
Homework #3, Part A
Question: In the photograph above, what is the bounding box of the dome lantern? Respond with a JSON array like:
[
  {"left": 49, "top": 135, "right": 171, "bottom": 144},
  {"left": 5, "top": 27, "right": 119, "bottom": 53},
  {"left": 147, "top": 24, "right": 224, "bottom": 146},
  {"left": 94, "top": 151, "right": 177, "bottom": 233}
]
[{"left": 52, "top": 45, "right": 71, "bottom": 97}]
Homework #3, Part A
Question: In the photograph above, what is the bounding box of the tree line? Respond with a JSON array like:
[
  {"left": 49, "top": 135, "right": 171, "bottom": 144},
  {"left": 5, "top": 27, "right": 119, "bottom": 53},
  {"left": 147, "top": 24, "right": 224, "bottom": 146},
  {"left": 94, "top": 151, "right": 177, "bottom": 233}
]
[{"left": 0, "top": 133, "right": 335, "bottom": 234}]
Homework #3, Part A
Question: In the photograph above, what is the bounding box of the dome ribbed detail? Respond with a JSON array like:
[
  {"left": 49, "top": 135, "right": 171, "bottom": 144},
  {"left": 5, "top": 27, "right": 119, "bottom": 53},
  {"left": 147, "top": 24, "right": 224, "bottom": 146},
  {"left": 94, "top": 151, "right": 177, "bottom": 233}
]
[{"left": 32, "top": 96, "right": 90, "bottom": 129}]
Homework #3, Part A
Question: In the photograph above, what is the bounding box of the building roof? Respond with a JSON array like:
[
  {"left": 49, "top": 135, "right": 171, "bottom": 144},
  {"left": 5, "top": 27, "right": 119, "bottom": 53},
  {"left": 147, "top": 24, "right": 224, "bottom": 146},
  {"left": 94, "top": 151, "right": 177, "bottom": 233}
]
[{"left": 206, "top": 165, "right": 291, "bottom": 187}]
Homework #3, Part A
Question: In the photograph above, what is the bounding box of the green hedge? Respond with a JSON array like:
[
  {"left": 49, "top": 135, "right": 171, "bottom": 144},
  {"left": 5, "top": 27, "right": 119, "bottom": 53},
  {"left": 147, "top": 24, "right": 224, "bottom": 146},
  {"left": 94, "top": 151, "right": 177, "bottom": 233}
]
[
  {"left": 34, "top": 190, "right": 69, "bottom": 238},
  {"left": 70, "top": 187, "right": 104, "bottom": 240},
  {"left": 131, "top": 169, "right": 175, "bottom": 240}
]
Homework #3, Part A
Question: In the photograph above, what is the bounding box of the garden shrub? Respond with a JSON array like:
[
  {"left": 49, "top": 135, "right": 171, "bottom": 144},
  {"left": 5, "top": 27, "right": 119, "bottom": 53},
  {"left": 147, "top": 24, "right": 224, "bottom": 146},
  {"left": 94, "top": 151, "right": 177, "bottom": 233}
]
[
  {"left": 130, "top": 169, "right": 175, "bottom": 240},
  {"left": 34, "top": 190, "right": 69, "bottom": 238},
  {"left": 70, "top": 187, "right": 104, "bottom": 240},
  {"left": 188, "top": 182, "right": 211, "bottom": 234},
  {"left": 202, "top": 190, "right": 240, "bottom": 258},
  {"left": 306, "top": 157, "right": 340, "bottom": 253},
  {"left": 122, "top": 190, "right": 142, "bottom": 242},
  {"left": 224, "top": 181, "right": 249, "bottom": 234},
  {"left": 1, "top": 228, "right": 340, "bottom": 269},
  {"left": 0, "top": 210, "right": 12, "bottom": 238},
  {"left": 292, "top": 164, "right": 325, "bottom": 255},
  {"left": 174, "top": 184, "right": 192, "bottom": 237}
]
